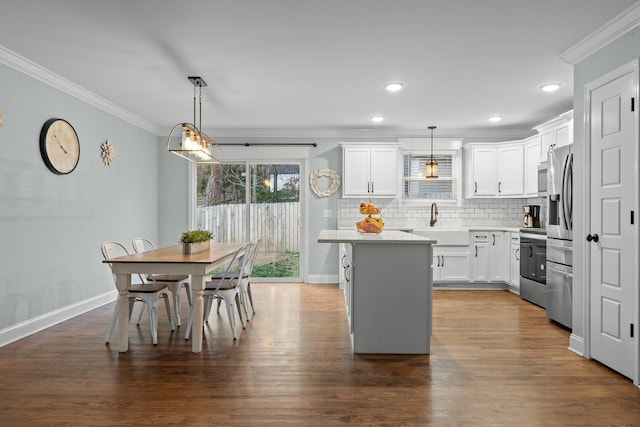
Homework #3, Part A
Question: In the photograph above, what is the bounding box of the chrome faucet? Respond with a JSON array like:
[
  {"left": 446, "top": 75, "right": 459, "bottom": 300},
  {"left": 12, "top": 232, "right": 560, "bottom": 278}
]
[{"left": 430, "top": 202, "right": 438, "bottom": 227}]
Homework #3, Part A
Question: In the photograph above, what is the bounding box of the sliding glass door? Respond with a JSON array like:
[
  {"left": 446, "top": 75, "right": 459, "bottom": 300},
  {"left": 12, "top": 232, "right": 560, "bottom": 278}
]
[{"left": 195, "top": 162, "right": 301, "bottom": 281}]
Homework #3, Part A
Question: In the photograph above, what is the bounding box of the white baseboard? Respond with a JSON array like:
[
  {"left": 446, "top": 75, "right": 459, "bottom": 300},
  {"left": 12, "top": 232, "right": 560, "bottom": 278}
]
[
  {"left": 0, "top": 290, "right": 116, "bottom": 348},
  {"left": 307, "top": 274, "right": 338, "bottom": 284},
  {"left": 569, "top": 333, "right": 585, "bottom": 357}
]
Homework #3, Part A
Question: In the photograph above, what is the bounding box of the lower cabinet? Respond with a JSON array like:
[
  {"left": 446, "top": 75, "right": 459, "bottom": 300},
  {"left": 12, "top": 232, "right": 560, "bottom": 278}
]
[
  {"left": 471, "top": 230, "right": 512, "bottom": 285},
  {"left": 509, "top": 232, "right": 520, "bottom": 290},
  {"left": 433, "top": 246, "right": 471, "bottom": 282}
]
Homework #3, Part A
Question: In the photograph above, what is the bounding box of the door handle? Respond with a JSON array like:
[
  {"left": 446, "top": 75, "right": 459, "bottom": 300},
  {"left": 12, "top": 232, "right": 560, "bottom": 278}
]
[
  {"left": 515, "top": 248, "right": 520, "bottom": 261},
  {"left": 492, "top": 234, "right": 496, "bottom": 246},
  {"left": 474, "top": 182, "right": 477, "bottom": 193},
  {"left": 586, "top": 233, "right": 599, "bottom": 243},
  {"left": 475, "top": 246, "right": 478, "bottom": 257},
  {"left": 498, "top": 182, "right": 501, "bottom": 193},
  {"left": 441, "top": 256, "right": 444, "bottom": 268}
]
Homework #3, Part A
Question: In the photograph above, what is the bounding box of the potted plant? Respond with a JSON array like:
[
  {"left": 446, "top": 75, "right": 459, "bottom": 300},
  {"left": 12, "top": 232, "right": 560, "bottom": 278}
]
[{"left": 180, "top": 229, "right": 213, "bottom": 254}]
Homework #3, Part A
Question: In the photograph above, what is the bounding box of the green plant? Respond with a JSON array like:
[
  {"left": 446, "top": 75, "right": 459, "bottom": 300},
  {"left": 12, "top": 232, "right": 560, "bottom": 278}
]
[{"left": 179, "top": 229, "right": 213, "bottom": 244}]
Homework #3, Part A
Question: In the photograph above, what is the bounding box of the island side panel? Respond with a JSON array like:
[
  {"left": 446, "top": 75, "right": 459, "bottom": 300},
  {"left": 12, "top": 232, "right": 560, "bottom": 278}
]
[{"left": 351, "top": 242, "right": 433, "bottom": 354}]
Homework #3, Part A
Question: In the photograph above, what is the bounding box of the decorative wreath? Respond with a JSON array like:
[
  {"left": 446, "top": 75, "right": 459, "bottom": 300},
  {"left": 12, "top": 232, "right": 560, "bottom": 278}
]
[
  {"left": 310, "top": 168, "right": 341, "bottom": 197},
  {"left": 101, "top": 140, "right": 115, "bottom": 166}
]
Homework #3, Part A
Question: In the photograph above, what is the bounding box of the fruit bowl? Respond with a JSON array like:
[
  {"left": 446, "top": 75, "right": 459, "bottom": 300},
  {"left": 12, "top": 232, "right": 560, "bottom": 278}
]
[
  {"left": 356, "top": 216, "right": 384, "bottom": 233},
  {"left": 359, "top": 202, "right": 381, "bottom": 215}
]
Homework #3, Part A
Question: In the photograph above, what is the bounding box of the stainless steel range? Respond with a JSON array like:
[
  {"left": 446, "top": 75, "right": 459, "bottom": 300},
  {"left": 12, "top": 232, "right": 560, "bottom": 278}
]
[{"left": 520, "top": 228, "right": 547, "bottom": 307}]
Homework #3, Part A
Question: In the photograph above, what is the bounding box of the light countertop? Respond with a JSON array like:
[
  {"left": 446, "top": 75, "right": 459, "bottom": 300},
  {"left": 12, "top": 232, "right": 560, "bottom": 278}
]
[{"left": 318, "top": 229, "right": 436, "bottom": 245}]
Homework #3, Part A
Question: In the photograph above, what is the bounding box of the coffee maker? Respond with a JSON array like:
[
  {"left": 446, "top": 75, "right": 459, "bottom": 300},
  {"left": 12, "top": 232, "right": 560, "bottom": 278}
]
[{"left": 523, "top": 205, "right": 541, "bottom": 228}]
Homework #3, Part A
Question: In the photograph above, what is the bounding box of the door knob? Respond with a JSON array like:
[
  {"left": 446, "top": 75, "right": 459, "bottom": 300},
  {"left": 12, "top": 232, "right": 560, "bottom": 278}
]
[{"left": 586, "top": 233, "right": 599, "bottom": 243}]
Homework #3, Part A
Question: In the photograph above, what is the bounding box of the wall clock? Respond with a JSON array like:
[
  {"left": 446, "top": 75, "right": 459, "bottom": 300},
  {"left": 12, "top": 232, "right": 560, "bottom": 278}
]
[{"left": 39, "top": 118, "right": 80, "bottom": 175}]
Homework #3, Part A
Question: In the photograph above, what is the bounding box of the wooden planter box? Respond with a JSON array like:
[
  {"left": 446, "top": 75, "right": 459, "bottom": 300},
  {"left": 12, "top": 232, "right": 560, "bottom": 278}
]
[{"left": 182, "top": 240, "right": 210, "bottom": 255}]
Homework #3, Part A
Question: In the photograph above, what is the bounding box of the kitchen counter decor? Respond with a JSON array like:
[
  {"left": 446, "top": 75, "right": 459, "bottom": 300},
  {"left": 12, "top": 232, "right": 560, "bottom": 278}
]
[
  {"left": 180, "top": 229, "right": 213, "bottom": 254},
  {"left": 356, "top": 199, "right": 384, "bottom": 233}
]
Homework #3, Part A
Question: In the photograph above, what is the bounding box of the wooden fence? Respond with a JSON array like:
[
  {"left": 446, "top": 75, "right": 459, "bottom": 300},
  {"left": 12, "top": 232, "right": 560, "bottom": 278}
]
[{"left": 196, "top": 202, "right": 300, "bottom": 253}]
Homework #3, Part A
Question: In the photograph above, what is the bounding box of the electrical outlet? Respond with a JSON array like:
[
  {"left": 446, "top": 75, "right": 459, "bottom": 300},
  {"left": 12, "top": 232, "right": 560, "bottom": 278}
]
[{"left": 324, "top": 209, "right": 332, "bottom": 218}]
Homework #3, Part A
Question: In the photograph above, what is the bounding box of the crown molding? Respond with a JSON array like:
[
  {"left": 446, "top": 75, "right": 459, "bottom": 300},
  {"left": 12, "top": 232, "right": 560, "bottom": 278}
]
[
  {"left": 0, "top": 44, "right": 162, "bottom": 135},
  {"left": 206, "top": 126, "right": 534, "bottom": 140},
  {"left": 560, "top": 2, "right": 640, "bottom": 65}
]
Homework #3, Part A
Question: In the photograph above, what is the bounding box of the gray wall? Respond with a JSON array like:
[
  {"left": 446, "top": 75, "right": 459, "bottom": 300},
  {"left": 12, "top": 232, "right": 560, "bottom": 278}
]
[
  {"left": 572, "top": 24, "right": 640, "bottom": 348},
  {"left": 0, "top": 63, "right": 161, "bottom": 331}
]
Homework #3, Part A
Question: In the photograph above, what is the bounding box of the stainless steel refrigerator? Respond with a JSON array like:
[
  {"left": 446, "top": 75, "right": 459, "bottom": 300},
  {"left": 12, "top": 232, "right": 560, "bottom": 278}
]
[{"left": 546, "top": 144, "right": 573, "bottom": 328}]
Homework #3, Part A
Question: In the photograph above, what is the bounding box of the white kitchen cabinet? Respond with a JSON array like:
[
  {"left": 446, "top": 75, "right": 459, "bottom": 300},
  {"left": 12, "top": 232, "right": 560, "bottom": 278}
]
[
  {"left": 488, "top": 231, "right": 507, "bottom": 282},
  {"left": 469, "top": 146, "right": 496, "bottom": 196},
  {"left": 509, "top": 232, "right": 520, "bottom": 291},
  {"left": 533, "top": 110, "right": 573, "bottom": 162},
  {"left": 497, "top": 146, "right": 524, "bottom": 196},
  {"left": 342, "top": 145, "right": 398, "bottom": 197},
  {"left": 472, "top": 242, "right": 490, "bottom": 281},
  {"left": 432, "top": 246, "right": 471, "bottom": 282},
  {"left": 471, "top": 231, "right": 508, "bottom": 283},
  {"left": 523, "top": 136, "right": 540, "bottom": 197},
  {"left": 465, "top": 143, "right": 523, "bottom": 198}
]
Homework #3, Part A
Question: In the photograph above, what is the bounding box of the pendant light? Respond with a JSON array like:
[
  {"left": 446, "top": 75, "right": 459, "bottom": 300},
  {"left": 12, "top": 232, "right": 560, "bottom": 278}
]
[
  {"left": 426, "top": 125, "right": 438, "bottom": 179},
  {"left": 167, "top": 76, "right": 221, "bottom": 164}
]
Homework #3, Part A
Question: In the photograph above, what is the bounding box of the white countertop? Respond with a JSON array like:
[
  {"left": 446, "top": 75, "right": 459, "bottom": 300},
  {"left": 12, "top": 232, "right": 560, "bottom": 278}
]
[{"left": 318, "top": 229, "right": 436, "bottom": 245}]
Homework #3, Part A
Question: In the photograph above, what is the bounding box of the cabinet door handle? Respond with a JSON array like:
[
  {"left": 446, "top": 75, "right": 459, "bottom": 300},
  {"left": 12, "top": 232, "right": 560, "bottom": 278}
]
[
  {"left": 371, "top": 182, "right": 374, "bottom": 193},
  {"left": 515, "top": 248, "right": 520, "bottom": 261},
  {"left": 474, "top": 181, "right": 478, "bottom": 193},
  {"left": 492, "top": 234, "right": 496, "bottom": 246},
  {"left": 441, "top": 256, "right": 444, "bottom": 267},
  {"left": 475, "top": 246, "right": 478, "bottom": 257},
  {"left": 436, "top": 255, "right": 440, "bottom": 267},
  {"left": 367, "top": 182, "right": 370, "bottom": 193},
  {"left": 498, "top": 182, "right": 502, "bottom": 193}
]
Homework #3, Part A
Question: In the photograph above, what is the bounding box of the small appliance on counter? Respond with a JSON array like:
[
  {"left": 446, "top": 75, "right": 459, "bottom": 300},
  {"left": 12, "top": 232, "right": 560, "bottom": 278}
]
[{"left": 522, "top": 205, "right": 541, "bottom": 228}]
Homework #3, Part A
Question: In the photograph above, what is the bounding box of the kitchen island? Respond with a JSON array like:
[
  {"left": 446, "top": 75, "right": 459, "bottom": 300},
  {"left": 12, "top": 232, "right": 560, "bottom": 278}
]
[{"left": 318, "top": 229, "right": 436, "bottom": 354}]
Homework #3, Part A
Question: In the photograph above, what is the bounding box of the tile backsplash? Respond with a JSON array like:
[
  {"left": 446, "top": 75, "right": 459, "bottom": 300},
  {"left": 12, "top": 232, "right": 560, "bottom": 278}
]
[{"left": 338, "top": 197, "right": 547, "bottom": 227}]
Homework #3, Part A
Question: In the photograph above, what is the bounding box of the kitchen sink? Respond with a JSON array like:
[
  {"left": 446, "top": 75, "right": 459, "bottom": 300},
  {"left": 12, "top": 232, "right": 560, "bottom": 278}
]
[{"left": 411, "top": 228, "right": 469, "bottom": 245}]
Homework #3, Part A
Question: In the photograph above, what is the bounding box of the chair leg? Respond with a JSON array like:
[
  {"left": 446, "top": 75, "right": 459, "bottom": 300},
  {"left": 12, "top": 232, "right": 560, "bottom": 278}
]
[
  {"left": 239, "top": 290, "right": 250, "bottom": 321},
  {"left": 162, "top": 293, "right": 175, "bottom": 331},
  {"left": 216, "top": 298, "right": 222, "bottom": 314},
  {"left": 147, "top": 300, "right": 159, "bottom": 345},
  {"left": 106, "top": 305, "right": 118, "bottom": 343},
  {"left": 107, "top": 298, "right": 136, "bottom": 343},
  {"left": 169, "top": 283, "right": 181, "bottom": 327},
  {"left": 235, "top": 294, "right": 245, "bottom": 329},
  {"left": 222, "top": 296, "right": 237, "bottom": 340},
  {"left": 247, "top": 282, "right": 256, "bottom": 314},
  {"left": 184, "top": 283, "right": 192, "bottom": 307}
]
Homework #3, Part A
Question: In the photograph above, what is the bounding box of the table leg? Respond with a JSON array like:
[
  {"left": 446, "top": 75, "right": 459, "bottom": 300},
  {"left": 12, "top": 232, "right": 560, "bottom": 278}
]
[
  {"left": 115, "top": 272, "right": 131, "bottom": 352},
  {"left": 191, "top": 274, "right": 205, "bottom": 353}
]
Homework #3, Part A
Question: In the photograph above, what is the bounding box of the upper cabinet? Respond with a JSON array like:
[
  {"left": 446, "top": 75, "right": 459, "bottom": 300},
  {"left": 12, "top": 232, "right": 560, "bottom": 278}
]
[
  {"left": 342, "top": 144, "right": 398, "bottom": 198},
  {"left": 533, "top": 110, "right": 573, "bottom": 163},
  {"left": 465, "top": 142, "right": 523, "bottom": 198},
  {"left": 523, "top": 135, "right": 540, "bottom": 197}
]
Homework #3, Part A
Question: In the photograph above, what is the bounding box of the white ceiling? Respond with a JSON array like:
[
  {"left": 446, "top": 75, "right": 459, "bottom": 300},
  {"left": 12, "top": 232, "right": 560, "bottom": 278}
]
[{"left": 0, "top": 0, "right": 638, "bottom": 139}]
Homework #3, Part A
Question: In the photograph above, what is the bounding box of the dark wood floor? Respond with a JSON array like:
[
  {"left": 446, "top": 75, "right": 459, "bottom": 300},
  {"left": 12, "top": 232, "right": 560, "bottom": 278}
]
[{"left": 0, "top": 284, "right": 639, "bottom": 426}]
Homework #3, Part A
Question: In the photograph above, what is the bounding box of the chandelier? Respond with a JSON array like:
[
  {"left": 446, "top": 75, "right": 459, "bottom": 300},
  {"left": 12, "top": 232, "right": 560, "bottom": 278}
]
[
  {"left": 167, "top": 76, "right": 221, "bottom": 163},
  {"left": 425, "top": 125, "right": 438, "bottom": 179}
]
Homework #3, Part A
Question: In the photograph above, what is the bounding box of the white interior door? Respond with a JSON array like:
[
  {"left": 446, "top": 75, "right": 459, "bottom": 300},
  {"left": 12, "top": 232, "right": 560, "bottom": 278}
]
[{"left": 588, "top": 70, "right": 636, "bottom": 379}]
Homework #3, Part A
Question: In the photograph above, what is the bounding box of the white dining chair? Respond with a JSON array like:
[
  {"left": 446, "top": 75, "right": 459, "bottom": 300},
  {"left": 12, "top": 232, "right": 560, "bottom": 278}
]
[
  {"left": 132, "top": 237, "right": 192, "bottom": 327},
  {"left": 216, "top": 238, "right": 261, "bottom": 321},
  {"left": 185, "top": 242, "right": 252, "bottom": 341},
  {"left": 101, "top": 241, "right": 175, "bottom": 345}
]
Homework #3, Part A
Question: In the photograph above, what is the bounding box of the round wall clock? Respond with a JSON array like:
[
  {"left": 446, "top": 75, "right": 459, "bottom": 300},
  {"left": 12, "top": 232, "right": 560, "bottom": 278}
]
[{"left": 39, "top": 118, "right": 80, "bottom": 175}]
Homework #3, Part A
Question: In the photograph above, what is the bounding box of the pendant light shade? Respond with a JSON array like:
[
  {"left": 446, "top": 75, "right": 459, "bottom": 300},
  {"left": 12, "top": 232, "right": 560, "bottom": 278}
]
[
  {"left": 426, "top": 125, "right": 438, "bottom": 179},
  {"left": 167, "top": 76, "right": 222, "bottom": 164}
]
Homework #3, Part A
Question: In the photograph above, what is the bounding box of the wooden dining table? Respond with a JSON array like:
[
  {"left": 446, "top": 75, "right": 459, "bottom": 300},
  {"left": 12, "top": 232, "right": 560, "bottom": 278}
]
[{"left": 103, "top": 242, "right": 242, "bottom": 353}]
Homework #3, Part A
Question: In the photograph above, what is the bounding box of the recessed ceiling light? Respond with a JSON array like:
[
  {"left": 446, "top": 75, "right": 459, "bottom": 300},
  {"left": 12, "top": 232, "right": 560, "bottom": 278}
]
[
  {"left": 540, "top": 83, "right": 562, "bottom": 92},
  {"left": 488, "top": 116, "right": 502, "bottom": 123},
  {"left": 370, "top": 115, "right": 384, "bottom": 123},
  {"left": 384, "top": 82, "right": 404, "bottom": 93}
]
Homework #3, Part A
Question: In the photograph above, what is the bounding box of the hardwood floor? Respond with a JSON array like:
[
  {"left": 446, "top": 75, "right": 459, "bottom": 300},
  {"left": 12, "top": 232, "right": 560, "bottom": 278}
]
[{"left": 0, "top": 284, "right": 639, "bottom": 426}]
